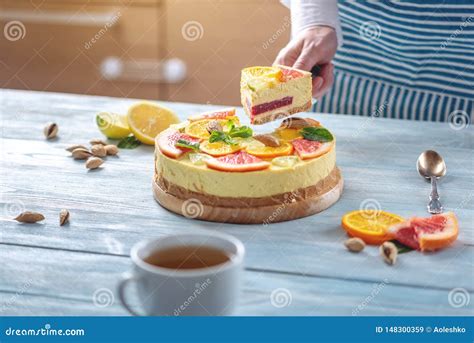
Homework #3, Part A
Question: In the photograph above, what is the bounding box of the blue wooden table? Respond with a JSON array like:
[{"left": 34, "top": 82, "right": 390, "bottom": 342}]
[{"left": 1, "top": 89, "right": 472, "bottom": 316}]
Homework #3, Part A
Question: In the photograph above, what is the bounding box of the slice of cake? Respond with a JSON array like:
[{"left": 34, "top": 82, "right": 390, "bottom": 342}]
[{"left": 240, "top": 65, "right": 312, "bottom": 124}]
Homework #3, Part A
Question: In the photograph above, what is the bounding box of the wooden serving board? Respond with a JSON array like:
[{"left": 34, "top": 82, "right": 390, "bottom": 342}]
[{"left": 153, "top": 168, "right": 344, "bottom": 224}]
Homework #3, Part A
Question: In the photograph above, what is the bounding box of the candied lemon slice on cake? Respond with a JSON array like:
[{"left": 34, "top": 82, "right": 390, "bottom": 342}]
[
  {"left": 200, "top": 140, "right": 241, "bottom": 156},
  {"left": 342, "top": 210, "right": 405, "bottom": 245},
  {"left": 271, "top": 156, "right": 300, "bottom": 168},
  {"left": 96, "top": 112, "right": 131, "bottom": 139},
  {"left": 127, "top": 102, "right": 179, "bottom": 145},
  {"left": 185, "top": 117, "right": 240, "bottom": 139}
]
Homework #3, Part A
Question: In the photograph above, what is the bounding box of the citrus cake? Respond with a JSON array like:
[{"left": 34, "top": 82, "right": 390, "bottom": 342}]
[
  {"left": 153, "top": 108, "right": 343, "bottom": 224},
  {"left": 240, "top": 65, "right": 312, "bottom": 124}
]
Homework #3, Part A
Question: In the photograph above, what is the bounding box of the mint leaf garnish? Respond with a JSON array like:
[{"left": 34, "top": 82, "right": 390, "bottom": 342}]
[
  {"left": 176, "top": 139, "right": 200, "bottom": 151},
  {"left": 229, "top": 125, "right": 253, "bottom": 138},
  {"left": 209, "top": 131, "right": 235, "bottom": 145},
  {"left": 300, "top": 127, "right": 333, "bottom": 142},
  {"left": 117, "top": 135, "right": 141, "bottom": 149},
  {"left": 208, "top": 125, "right": 253, "bottom": 145}
]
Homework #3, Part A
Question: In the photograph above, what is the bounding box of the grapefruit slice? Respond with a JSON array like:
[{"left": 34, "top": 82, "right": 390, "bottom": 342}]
[
  {"left": 292, "top": 139, "right": 333, "bottom": 159},
  {"left": 205, "top": 151, "right": 270, "bottom": 172},
  {"left": 188, "top": 108, "right": 236, "bottom": 122},
  {"left": 157, "top": 129, "right": 200, "bottom": 159},
  {"left": 342, "top": 210, "right": 405, "bottom": 245},
  {"left": 389, "top": 212, "right": 458, "bottom": 251}
]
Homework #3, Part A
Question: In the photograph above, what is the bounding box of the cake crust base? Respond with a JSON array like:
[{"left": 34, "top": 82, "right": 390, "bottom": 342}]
[{"left": 153, "top": 167, "right": 343, "bottom": 224}]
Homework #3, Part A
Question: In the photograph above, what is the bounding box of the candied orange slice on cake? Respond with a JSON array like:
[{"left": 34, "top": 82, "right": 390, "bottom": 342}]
[
  {"left": 205, "top": 151, "right": 270, "bottom": 172},
  {"left": 200, "top": 140, "right": 241, "bottom": 156},
  {"left": 157, "top": 129, "right": 200, "bottom": 159},
  {"left": 275, "top": 128, "right": 303, "bottom": 141},
  {"left": 185, "top": 117, "right": 240, "bottom": 139},
  {"left": 342, "top": 210, "right": 405, "bottom": 245},
  {"left": 389, "top": 212, "right": 458, "bottom": 251},
  {"left": 246, "top": 140, "right": 293, "bottom": 158},
  {"left": 188, "top": 108, "right": 236, "bottom": 122}
]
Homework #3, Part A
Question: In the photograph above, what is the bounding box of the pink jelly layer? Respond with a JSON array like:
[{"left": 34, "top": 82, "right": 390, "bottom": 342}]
[{"left": 249, "top": 96, "right": 293, "bottom": 116}]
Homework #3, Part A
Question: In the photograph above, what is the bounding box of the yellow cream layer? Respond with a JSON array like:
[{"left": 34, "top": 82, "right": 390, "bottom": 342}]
[{"left": 155, "top": 143, "right": 336, "bottom": 198}]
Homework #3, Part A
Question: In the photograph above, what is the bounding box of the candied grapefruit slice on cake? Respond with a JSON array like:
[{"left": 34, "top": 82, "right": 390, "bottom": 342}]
[
  {"left": 342, "top": 210, "right": 405, "bottom": 245},
  {"left": 205, "top": 151, "right": 270, "bottom": 172},
  {"left": 389, "top": 212, "right": 458, "bottom": 251},
  {"left": 292, "top": 139, "right": 333, "bottom": 159},
  {"left": 157, "top": 129, "right": 200, "bottom": 159},
  {"left": 188, "top": 108, "right": 236, "bottom": 122}
]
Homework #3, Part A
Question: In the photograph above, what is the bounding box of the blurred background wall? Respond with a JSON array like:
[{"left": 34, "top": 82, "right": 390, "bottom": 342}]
[{"left": 0, "top": 0, "right": 290, "bottom": 106}]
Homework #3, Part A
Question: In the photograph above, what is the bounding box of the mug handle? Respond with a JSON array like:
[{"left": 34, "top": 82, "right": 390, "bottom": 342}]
[{"left": 117, "top": 273, "right": 144, "bottom": 316}]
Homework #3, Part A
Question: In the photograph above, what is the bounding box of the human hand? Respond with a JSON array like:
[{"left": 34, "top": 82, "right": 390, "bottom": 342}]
[{"left": 274, "top": 26, "right": 338, "bottom": 98}]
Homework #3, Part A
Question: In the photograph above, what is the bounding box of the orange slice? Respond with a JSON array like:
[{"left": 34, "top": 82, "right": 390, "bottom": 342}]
[
  {"left": 275, "top": 128, "right": 302, "bottom": 141},
  {"left": 342, "top": 210, "right": 405, "bottom": 245},
  {"left": 199, "top": 140, "right": 241, "bottom": 156},
  {"left": 246, "top": 141, "right": 293, "bottom": 158},
  {"left": 185, "top": 116, "right": 240, "bottom": 139}
]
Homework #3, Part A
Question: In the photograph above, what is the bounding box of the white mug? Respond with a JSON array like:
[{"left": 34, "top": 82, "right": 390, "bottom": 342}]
[{"left": 118, "top": 232, "right": 245, "bottom": 316}]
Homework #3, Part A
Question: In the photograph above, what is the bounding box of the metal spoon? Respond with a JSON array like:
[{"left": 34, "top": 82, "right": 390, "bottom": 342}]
[{"left": 416, "top": 150, "right": 447, "bottom": 214}]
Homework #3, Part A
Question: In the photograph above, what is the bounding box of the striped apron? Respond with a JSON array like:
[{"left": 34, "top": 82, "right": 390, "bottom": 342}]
[{"left": 313, "top": 1, "right": 474, "bottom": 123}]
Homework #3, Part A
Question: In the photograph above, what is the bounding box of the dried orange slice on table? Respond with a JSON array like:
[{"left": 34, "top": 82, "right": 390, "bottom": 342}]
[{"left": 341, "top": 210, "right": 405, "bottom": 245}]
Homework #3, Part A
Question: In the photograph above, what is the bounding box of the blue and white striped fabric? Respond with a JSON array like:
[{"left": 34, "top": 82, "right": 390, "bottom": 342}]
[{"left": 314, "top": 1, "right": 474, "bottom": 122}]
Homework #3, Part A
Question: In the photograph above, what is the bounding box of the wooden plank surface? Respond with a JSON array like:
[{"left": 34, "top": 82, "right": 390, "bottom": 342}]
[{"left": 0, "top": 89, "right": 473, "bottom": 316}]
